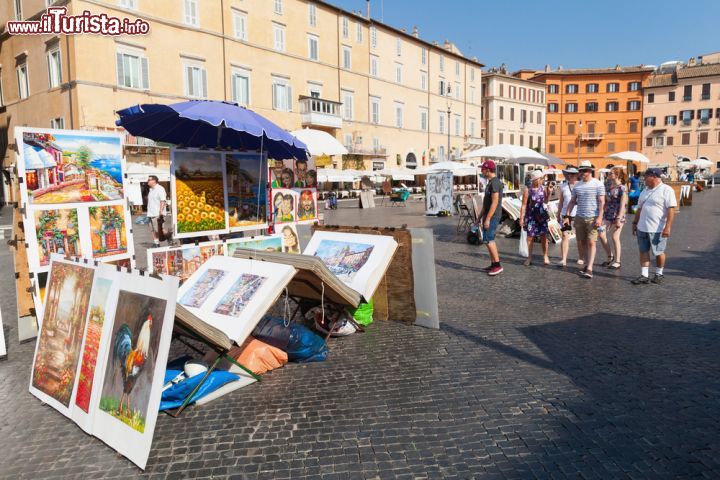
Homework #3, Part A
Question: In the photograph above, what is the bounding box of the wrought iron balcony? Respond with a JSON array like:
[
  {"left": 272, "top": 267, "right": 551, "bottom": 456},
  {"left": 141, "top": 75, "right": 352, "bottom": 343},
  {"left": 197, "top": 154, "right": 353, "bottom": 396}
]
[{"left": 580, "top": 133, "right": 603, "bottom": 142}]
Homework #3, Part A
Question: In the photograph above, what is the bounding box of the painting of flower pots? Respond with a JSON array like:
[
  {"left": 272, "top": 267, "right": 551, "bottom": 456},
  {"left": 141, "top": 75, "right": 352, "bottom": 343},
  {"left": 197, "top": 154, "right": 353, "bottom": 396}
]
[
  {"left": 88, "top": 205, "right": 128, "bottom": 258},
  {"left": 34, "top": 208, "right": 82, "bottom": 267},
  {"left": 19, "top": 129, "right": 124, "bottom": 205}
]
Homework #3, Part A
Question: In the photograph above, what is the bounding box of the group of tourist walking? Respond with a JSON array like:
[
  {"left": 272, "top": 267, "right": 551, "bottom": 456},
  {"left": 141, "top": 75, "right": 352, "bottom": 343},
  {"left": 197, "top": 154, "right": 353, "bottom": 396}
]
[{"left": 474, "top": 161, "right": 677, "bottom": 283}]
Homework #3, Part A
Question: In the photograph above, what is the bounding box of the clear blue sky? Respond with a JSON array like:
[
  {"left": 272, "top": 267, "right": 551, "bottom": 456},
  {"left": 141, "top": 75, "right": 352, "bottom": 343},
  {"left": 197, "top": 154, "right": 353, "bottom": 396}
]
[{"left": 329, "top": 0, "right": 720, "bottom": 70}]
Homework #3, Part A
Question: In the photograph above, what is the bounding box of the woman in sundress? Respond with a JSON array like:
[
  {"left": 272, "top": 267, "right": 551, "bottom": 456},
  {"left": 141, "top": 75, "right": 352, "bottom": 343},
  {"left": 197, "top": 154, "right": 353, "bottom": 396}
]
[
  {"left": 598, "top": 167, "right": 627, "bottom": 269},
  {"left": 519, "top": 170, "right": 553, "bottom": 266}
]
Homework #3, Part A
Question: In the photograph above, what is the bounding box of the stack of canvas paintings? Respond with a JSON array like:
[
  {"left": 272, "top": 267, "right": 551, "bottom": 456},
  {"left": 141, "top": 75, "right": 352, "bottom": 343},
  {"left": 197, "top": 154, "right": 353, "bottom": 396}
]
[
  {"left": 147, "top": 240, "right": 224, "bottom": 283},
  {"left": 303, "top": 231, "right": 398, "bottom": 300},
  {"left": 15, "top": 127, "right": 136, "bottom": 321},
  {"left": 177, "top": 256, "right": 295, "bottom": 344},
  {"left": 28, "top": 255, "right": 179, "bottom": 469}
]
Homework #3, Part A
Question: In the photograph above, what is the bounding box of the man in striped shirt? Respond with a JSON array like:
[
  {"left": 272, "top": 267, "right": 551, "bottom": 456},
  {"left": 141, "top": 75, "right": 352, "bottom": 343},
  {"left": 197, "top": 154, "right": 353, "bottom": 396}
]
[{"left": 563, "top": 161, "right": 606, "bottom": 279}]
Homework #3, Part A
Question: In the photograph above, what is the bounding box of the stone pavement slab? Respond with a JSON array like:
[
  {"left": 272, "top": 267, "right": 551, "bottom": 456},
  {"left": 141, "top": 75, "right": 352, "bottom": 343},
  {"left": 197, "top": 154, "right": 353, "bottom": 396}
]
[{"left": 0, "top": 189, "right": 718, "bottom": 479}]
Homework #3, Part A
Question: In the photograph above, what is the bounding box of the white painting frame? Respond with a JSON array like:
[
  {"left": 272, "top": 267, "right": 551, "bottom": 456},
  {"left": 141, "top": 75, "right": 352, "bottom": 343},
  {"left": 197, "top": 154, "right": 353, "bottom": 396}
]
[{"left": 176, "top": 256, "right": 295, "bottom": 344}]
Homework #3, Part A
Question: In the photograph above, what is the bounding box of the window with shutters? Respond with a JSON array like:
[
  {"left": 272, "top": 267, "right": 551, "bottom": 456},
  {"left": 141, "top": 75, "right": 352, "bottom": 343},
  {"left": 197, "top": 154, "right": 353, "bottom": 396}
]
[
  {"left": 454, "top": 82, "right": 460, "bottom": 99},
  {"left": 510, "top": 108, "right": 515, "bottom": 121},
  {"left": 469, "top": 86, "right": 475, "bottom": 103},
  {"left": 681, "top": 133, "right": 690, "bottom": 145},
  {"left": 607, "top": 142, "right": 615, "bottom": 152},
  {"left": 0, "top": 68, "right": 4, "bottom": 107},
  {"left": 683, "top": 85, "right": 692, "bottom": 101},
  {"left": 566, "top": 84, "right": 578, "bottom": 94},
  {"left": 548, "top": 103, "right": 558, "bottom": 113},
  {"left": 647, "top": 93, "right": 654, "bottom": 103},
  {"left": 370, "top": 55, "right": 379, "bottom": 77},
  {"left": 271, "top": 77, "right": 292, "bottom": 111},
  {"left": 680, "top": 110, "right": 693, "bottom": 125},
  {"left": 548, "top": 144, "right": 555, "bottom": 153},
  {"left": 370, "top": 97, "right": 380, "bottom": 124},
  {"left": 341, "top": 17, "right": 349, "bottom": 38},
  {"left": 439, "top": 55, "right": 444, "bottom": 72},
  {"left": 499, "top": 83, "right": 504, "bottom": 97},
  {"left": 232, "top": 10, "right": 248, "bottom": 40},
  {"left": 184, "top": 63, "right": 207, "bottom": 98},
  {"left": 586, "top": 143, "right": 594, "bottom": 153},
  {"left": 308, "top": 3, "right": 317, "bottom": 26},
  {"left": 627, "top": 101, "right": 640, "bottom": 111},
  {"left": 644, "top": 117, "right": 656, "bottom": 127},
  {"left": 273, "top": 24, "right": 286, "bottom": 51},
  {"left": 654, "top": 136, "right": 664, "bottom": 148},
  {"left": 50, "top": 118, "right": 64, "bottom": 129},
  {"left": 438, "top": 112, "right": 444, "bottom": 134},
  {"left": 396, "top": 37, "right": 402, "bottom": 56},
  {"left": 274, "top": 0, "right": 283, "bottom": 15},
  {"left": 183, "top": 0, "right": 198, "bottom": 26},
  {"left": 308, "top": 35, "right": 319, "bottom": 61},
  {"left": 510, "top": 134, "right": 515, "bottom": 144},
  {"left": 549, "top": 123, "right": 556, "bottom": 135},
  {"left": 565, "top": 103, "right": 578, "bottom": 113},
  {"left": 537, "top": 112, "right": 542, "bottom": 124},
  {"left": 499, "top": 106, "right": 504, "bottom": 120},
  {"left": 699, "top": 108, "right": 711, "bottom": 124},
  {"left": 628, "top": 121, "right": 637, "bottom": 133},
  {"left": 471, "top": 68, "right": 475, "bottom": 81},
  {"left": 341, "top": 90, "right": 353, "bottom": 121},
  {"left": 455, "top": 61, "right": 460, "bottom": 76},
  {"left": 628, "top": 141, "right": 637, "bottom": 151},
  {"left": 420, "top": 108, "right": 428, "bottom": 131},
  {"left": 668, "top": 91, "right": 675, "bottom": 101},
  {"left": 356, "top": 22, "right": 362, "bottom": 43},
  {"left": 231, "top": 68, "right": 250, "bottom": 105},
  {"left": 607, "top": 122, "right": 616, "bottom": 133},
  {"left": 421, "top": 71, "right": 427, "bottom": 90},
  {"left": 606, "top": 101, "right": 619, "bottom": 112},
  {"left": 699, "top": 131, "right": 708, "bottom": 144},
  {"left": 454, "top": 115, "right": 461, "bottom": 136},
  {"left": 567, "top": 123, "right": 575, "bottom": 135},
  {"left": 395, "top": 63, "right": 402, "bottom": 84},
  {"left": 666, "top": 135, "right": 673, "bottom": 146},
  {"left": 628, "top": 81, "right": 640, "bottom": 91},
  {"left": 118, "top": 0, "right": 136, "bottom": 9},
  {"left": 47, "top": 47, "right": 62, "bottom": 88},
  {"left": 548, "top": 84, "right": 559, "bottom": 94},
  {"left": 586, "top": 83, "right": 599, "bottom": 93},
  {"left": 645, "top": 137, "right": 653, "bottom": 147},
  {"left": 421, "top": 48, "right": 427, "bottom": 65},
  {"left": 607, "top": 82, "right": 619, "bottom": 93},
  {"left": 469, "top": 118, "right": 476, "bottom": 137},
  {"left": 16, "top": 63, "right": 29, "bottom": 99},
  {"left": 520, "top": 109, "right": 527, "bottom": 124},
  {"left": 395, "top": 102, "right": 403, "bottom": 128},
  {"left": 342, "top": 46, "right": 351, "bottom": 69},
  {"left": 665, "top": 115, "right": 677, "bottom": 125},
  {"left": 117, "top": 49, "right": 149, "bottom": 90},
  {"left": 519, "top": 135, "right": 524, "bottom": 147},
  {"left": 439, "top": 80, "right": 445, "bottom": 96},
  {"left": 537, "top": 136, "right": 542, "bottom": 148},
  {"left": 585, "top": 102, "right": 599, "bottom": 112},
  {"left": 587, "top": 123, "right": 595, "bottom": 134},
  {"left": 370, "top": 26, "right": 377, "bottom": 48}
]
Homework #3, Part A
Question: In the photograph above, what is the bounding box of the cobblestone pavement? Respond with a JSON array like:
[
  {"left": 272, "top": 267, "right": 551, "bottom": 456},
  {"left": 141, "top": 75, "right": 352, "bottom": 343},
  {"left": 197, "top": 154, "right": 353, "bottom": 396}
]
[{"left": 0, "top": 189, "right": 718, "bottom": 479}]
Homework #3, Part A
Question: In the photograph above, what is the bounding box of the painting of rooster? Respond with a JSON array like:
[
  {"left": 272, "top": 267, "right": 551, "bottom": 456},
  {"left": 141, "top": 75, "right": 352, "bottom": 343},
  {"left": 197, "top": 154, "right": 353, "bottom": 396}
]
[{"left": 99, "top": 290, "right": 166, "bottom": 433}]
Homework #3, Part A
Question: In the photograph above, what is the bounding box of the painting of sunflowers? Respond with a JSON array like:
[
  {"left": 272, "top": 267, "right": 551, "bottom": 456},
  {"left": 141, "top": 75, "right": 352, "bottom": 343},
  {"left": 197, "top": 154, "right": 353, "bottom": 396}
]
[{"left": 173, "top": 151, "right": 227, "bottom": 236}]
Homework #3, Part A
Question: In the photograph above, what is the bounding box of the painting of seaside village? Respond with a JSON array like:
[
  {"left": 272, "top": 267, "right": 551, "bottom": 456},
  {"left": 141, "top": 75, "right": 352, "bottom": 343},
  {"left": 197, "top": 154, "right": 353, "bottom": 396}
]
[
  {"left": 314, "top": 240, "right": 374, "bottom": 282},
  {"left": 21, "top": 130, "right": 124, "bottom": 205}
]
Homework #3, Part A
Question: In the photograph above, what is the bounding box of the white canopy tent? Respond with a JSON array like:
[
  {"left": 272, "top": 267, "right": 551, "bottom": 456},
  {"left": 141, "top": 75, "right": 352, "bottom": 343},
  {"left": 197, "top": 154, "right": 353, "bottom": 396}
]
[
  {"left": 690, "top": 158, "right": 712, "bottom": 169},
  {"left": 607, "top": 151, "right": 650, "bottom": 164},
  {"left": 316, "top": 168, "right": 357, "bottom": 182},
  {"left": 416, "top": 161, "right": 477, "bottom": 177},
  {"left": 462, "top": 144, "right": 548, "bottom": 164},
  {"left": 290, "top": 128, "right": 348, "bottom": 157},
  {"left": 376, "top": 168, "right": 416, "bottom": 181}
]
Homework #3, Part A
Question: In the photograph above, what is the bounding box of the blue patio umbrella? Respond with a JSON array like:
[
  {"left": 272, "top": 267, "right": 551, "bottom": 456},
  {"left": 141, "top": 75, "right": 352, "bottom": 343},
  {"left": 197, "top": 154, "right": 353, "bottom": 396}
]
[{"left": 115, "top": 100, "right": 308, "bottom": 160}]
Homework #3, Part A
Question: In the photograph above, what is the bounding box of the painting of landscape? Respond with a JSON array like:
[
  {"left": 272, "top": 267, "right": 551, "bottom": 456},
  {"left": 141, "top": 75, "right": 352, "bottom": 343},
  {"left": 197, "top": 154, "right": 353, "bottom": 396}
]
[
  {"left": 98, "top": 290, "right": 167, "bottom": 433},
  {"left": 31, "top": 261, "right": 95, "bottom": 407},
  {"left": 226, "top": 153, "right": 267, "bottom": 230},
  {"left": 213, "top": 274, "right": 267, "bottom": 317},
  {"left": 21, "top": 131, "right": 123, "bottom": 204},
  {"left": 33, "top": 208, "right": 81, "bottom": 267},
  {"left": 89, "top": 205, "right": 128, "bottom": 258},
  {"left": 151, "top": 244, "right": 224, "bottom": 282},
  {"left": 314, "top": 240, "right": 375, "bottom": 282},
  {"left": 226, "top": 236, "right": 282, "bottom": 257},
  {"left": 179, "top": 268, "right": 227, "bottom": 308},
  {"left": 173, "top": 151, "right": 226, "bottom": 235}
]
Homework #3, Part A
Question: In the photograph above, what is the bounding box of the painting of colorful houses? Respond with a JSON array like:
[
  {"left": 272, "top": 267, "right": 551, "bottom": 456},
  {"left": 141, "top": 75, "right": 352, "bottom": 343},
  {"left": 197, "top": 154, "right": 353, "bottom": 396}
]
[
  {"left": 88, "top": 206, "right": 128, "bottom": 258},
  {"left": 20, "top": 130, "right": 124, "bottom": 204},
  {"left": 33, "top": 208, "right": 82, "bottom": 267},
  {"left": 150, "top": 243, "right": 224, "bottom": 283},
  {"left": 314, "top": 240, "right": 374, "bottom": 282}
]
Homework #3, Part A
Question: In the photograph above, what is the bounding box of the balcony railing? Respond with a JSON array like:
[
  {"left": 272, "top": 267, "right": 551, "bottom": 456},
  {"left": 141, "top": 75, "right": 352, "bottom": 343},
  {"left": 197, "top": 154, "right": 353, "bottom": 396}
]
[
  {"left": 344, "top": 145, "right": 388, "bottom": 156},
  {"left": 465, "top": 136, "right": 486, "bottom": 146},
  {"left": 580, "top": 133, "right": 603, "bottom": 142},
  {"left": 299, "top": 95, "right": 342, "bottom": 129}
]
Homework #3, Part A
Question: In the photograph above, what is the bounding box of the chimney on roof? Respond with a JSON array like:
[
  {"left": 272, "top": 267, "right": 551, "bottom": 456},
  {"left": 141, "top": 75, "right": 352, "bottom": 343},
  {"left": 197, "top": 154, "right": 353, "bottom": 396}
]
[
  {"left": 444, "top": 39, "right": 451, "bottom": 50},
  {"left": 366, "top": 0, "right": 370, "bottom": 19},
  {"left": 545, "top": 64, "right": 551, "bottom": 72},
  {"left": 412, "top": 26, "right": 419, "bottom": 38},
  {"left": 688, "top": 56, "right": 696, "bottom": 66},
  {"left": 615, "top": 64, "right": 621, "bottom": 70}
]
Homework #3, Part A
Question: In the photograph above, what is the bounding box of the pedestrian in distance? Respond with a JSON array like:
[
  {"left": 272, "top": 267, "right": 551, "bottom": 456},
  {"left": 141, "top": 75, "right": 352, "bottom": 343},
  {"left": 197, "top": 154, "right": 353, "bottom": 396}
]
[
  {"left": 519, "top": 170, "right": 552, "bottom": 266},
  {"left": 563, "top": 160, "right": 606, "bottom": 279},
  {"left": 146, "top": 175, "right": 168, "bottom": 247},
  {"left": 631, "top": 168, "right": 677, "bottom": 285},
  {"left": 598, "top": 167, "right": 627, "bottom": 269},
  {"left": 474, "top": 160, "right": 504, "bottom": 276},
  {"left": 556, "top": 167, "right": 584, "bottom": 268}
]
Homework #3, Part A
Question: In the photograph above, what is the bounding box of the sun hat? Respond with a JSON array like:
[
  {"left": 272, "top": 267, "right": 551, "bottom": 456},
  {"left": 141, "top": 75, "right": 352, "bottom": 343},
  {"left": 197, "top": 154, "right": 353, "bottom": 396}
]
[
  {"left": 530, "top": 170, "right": 544, "bottom": 181},
  {"left": 578, "top": 160, "right": 595, "bottom": 170},
  {"left": 645, "top": 167, "right": 663, "bottom": 178},
  {"left": 480, "top": 160, "right": 497, "bottom": 171},
  {"left": 562, "top": 167, "right": 579, "bottom": 174}
]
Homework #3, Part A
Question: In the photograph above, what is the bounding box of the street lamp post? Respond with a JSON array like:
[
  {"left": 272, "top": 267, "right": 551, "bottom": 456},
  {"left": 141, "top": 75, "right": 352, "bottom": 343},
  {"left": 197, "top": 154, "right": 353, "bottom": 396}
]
[{"left": 447, "top": 105, "right": 451, "bottom": 162}]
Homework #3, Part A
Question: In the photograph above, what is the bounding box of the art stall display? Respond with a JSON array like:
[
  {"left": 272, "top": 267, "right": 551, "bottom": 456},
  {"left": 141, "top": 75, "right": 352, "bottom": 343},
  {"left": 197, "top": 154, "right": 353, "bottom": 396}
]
[
  {"left": 147, "top": 240, "right": 224, "bottom": 283},
  {"left": 270, "top": 188, "right": 299, "bottom": 224},
  {"left": 268, "top": 157, "right": 318, "bottom": 227},
  {"left": 296, "top": 189, "right": 318, "bottom": 221},
  {"left": 176, "top": 256, "right": 295, "bottom": 344},
  {"left": 171, "top": 150, "right": 228, "bottom": 238},
  {"left": 425, "top": 171, "right": 454, "bottom": 215},
  {"left": 225, "top": 235, "right": 283, "bottom": 257},
  {"left": 279, "top": 224, "right": 301, "bottom": 254},
  {"left": 27, "top": 254, "right": 179, "bottom": 469},
  {"left": 226, "top": 153, "right": 268, "bottom": 231},
  {"left": 303, "top": 231, "right": 398, "bottom": 300},
  {"left": 269, "top": 159, "right": 297, "bottom": 189}
]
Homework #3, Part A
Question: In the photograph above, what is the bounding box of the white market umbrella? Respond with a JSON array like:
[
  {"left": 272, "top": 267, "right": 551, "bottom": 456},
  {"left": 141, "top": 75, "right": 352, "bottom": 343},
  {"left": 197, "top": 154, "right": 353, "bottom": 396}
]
[
  {"left": 316, "top": 168, "right": 356, "bottom": 183},
  {"left": 462, "top": 144, "right": 547, "bottom": 162},
  {"left": 690, "top": 158, "right": 712, "bottom": 169},
  {"left": 416, "top": 161, "right": 477, "bottom": 177},
  {"left": 376, "top": 168, "right": 415, "bottom": 181},
  {"left": 290, "top": 128, "right": 348, "bottom": 157},
  {"left": 608, "top": 151, "right": 650, "bottom": 164}
]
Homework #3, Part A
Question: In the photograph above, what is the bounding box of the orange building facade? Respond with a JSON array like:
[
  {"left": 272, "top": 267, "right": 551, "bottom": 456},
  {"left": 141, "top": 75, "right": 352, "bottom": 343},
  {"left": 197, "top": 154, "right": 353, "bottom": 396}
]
[{"left": 533, "top": 67, "right": 654, "bottom": 168}]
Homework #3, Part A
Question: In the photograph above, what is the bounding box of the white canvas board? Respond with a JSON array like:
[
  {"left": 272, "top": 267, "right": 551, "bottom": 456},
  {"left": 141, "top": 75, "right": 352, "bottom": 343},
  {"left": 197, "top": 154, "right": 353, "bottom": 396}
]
[
  {"left": 28, "top": 255, "right": 98, "bottom": 419},
  {"left": 425, "top": 171, "right": 453, "bottom": 214},
  {"left": 303, "top": 231, "right": 398, "bottom": 300},
  {"left": 91, "top": 271, "right": 179, "bottom": 470},
  {"left": 0, "top": 305, "right": 6, "bottom": 357},
  {"left": 225, "top": 234, "right": 283, "bottom": 257},
  {"left": 71, "top": 264, "right": 122, "bottom": 433},
  {"left": 410, "top": 228, "right": 440, "bottom": 330},
  {"left": 176, "top": 256, "right": 296, "bottom": 344}
]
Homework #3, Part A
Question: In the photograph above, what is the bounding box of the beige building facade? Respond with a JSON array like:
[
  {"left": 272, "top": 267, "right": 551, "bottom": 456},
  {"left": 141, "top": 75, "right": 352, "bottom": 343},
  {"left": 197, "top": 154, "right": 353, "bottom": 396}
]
[
  {"left": 0, "top": 0, "right": 484, "bottom": 202},
  {"left": 642, "top": 55, "right": 720, "bottom": 175},
  {"left": 481, "top": 71, "right": 546, "bottom": 151}
]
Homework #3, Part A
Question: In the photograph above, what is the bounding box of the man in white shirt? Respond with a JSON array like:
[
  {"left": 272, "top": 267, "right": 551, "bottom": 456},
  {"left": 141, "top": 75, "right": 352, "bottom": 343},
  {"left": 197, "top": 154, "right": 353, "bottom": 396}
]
[
  {"left": 146, "top": 175, "right": 167, "bottom": 247},
  {"left": 631, "top": 168, "right": 677, "bottom": 285}
]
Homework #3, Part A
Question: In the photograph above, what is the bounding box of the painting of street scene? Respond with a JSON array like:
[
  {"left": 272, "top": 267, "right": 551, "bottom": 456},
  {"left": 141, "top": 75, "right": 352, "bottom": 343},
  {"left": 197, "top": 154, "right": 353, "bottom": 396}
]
[
  {"left": 89, "top": 205, "right": 128, "bottom": 258},
  {"left": 21, "top": 131, "right": 123, "bottom": 204},
  {"left": 226, "top": 154, "right": 267, "bottom": 229},
  {"left": 226, "top": 236, "right": 282, "bottom": 257},
  {"left": 174, "top": 152, "right": 227, "bottom": 235},
  {"left": 151, "top": 244, "right": 224, "bottom": 283},
  {"left": 33, "top": 208, "right": 81, "bottom": 267},
  {"left": 75, "top": 277, "right": 113, "bottom": 413},
  {"left": 213, "top": 274, "right": 267, "bottom": 317},
  {"left": 179, "top": 268, "right": 227, "bottom": 308},
  {"left": 31, "top": 261, "right": 95, "bottom": 407},
  {"left": 98, "top": 290, "right": 167, "bottom": 434},
  {"left": 314, "top": 240, "right": 375, "bottom": 282}
]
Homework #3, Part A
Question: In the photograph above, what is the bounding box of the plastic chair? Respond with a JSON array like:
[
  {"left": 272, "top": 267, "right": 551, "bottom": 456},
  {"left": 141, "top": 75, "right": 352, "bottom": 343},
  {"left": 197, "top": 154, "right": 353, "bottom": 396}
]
[{"left": 390, "top": 189, "right": 410, "bottom": 207}]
